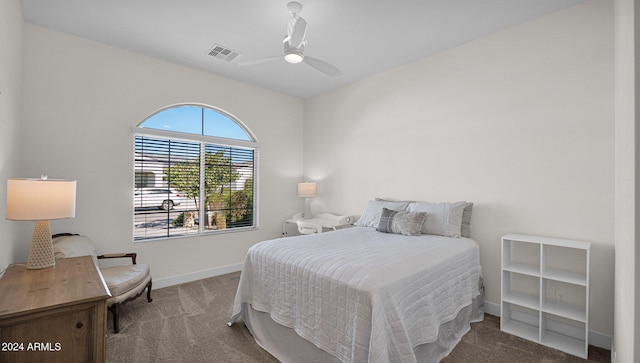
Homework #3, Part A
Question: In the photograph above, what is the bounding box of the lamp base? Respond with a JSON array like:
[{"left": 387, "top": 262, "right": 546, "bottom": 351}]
[
  {"left": 303, "top": 197, "right": 312, "bottom": 219},
  {"left": 26, "top": 220, "right": 56, "bottom": 270}
]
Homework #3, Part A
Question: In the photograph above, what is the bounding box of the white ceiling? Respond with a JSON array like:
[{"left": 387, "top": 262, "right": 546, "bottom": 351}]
[{"left": 20, "top": 0, "right": 585, "bottom": 99}]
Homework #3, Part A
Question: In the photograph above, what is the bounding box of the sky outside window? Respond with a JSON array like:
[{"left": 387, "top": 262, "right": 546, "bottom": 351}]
[{"left": 141, "top": 105, "right": 251, "bottom": 141}]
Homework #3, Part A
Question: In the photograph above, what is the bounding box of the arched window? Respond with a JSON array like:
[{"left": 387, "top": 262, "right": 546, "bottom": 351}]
[{"left": 132, "top": 105, "right": 258, "bottom": 241}]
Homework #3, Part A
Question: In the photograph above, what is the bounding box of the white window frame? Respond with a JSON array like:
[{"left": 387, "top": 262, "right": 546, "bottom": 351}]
[{"left": 132, "top": 104, "right": 259, "bottom": 242}]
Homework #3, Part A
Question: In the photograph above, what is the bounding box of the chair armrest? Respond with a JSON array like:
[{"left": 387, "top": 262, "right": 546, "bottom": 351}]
[
  {"left": 52, "top": 232, "right": 79, "bottom": 239},
  {"left": 98, "top": 253, "right": 137, "bottom": 264}
]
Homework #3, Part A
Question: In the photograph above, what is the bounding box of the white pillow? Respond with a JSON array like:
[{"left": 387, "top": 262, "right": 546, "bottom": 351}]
[
  {"left": 407, "top": 201, "right": 467, "bottom": 237},
  {"left": 355, "top": 200, "right": 411, "bottom": 228}
]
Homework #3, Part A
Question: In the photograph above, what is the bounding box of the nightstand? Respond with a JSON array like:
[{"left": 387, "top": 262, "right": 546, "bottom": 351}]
[
  {"left": 0, "top": 256, "right": 111, "bottom": 363},
  {"left": 283, "top": 212, "right": 353, "bottom": 236}
]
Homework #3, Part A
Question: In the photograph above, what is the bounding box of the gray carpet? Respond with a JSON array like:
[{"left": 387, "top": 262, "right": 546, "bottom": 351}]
[{"left": 106, "top": 272, "right": 610, "bottom": 363}]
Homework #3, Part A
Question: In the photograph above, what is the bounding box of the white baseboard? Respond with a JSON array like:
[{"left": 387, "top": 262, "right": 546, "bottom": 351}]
[
  {"left": 483, "top": 301, "right": 611, "bottom": 350},
  {"left": 484, "top": 301, "right": 501, "bottom": 316},
  {"left": 589, "top": 330, "right": 613, "bottom": 351},
  {"left": 153, "top": 263, "right": 243, "bottom": 289}
]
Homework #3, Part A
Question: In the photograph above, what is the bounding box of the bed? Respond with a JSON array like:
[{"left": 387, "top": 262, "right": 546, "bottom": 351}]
[{"left": 229, "top": 200, "right": 484, "bottom": 363}]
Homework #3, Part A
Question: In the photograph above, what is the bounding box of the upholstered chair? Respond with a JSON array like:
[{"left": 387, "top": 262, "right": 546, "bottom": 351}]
[{"left": 52, "top": 233, "right": 152, "bottom": 333}]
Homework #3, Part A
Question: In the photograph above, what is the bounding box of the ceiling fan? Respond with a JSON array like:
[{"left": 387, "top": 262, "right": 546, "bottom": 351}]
[{"left": 239, "top": 1, "right": 341, "bottom": 77}]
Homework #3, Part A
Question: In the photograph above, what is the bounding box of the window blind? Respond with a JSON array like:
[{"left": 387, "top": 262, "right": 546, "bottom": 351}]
[{"left": 134, "top": 135, "right": 255, "bottom": 241}]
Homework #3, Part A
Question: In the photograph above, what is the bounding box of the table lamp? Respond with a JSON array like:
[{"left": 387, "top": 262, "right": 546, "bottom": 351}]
[
  {"left": 6, "top": 176, "right": 77, "bottom": 269},
  {"left": 297, "top": 182, "right": 317, "bottom": 219}
]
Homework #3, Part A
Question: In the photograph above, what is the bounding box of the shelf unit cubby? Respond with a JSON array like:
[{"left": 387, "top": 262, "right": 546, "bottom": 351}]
[{"left": 501, "top": 233, "right": 590, "bottom": 359}]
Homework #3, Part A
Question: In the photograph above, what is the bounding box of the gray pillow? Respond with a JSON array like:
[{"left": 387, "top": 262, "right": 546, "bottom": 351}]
[
  {"left": 461, "top": 202, "right": 473, "bottom": 238},
  {"left": 355, "top": 200, "right": 411, "bottom": 228},
  {"left": 376, "top": 208, "right": 426, "bottom": 236}
]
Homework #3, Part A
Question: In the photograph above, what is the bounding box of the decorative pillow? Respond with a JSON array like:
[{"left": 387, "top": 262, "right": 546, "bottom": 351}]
[
  {"left": 52, "top": 234, "right": 98, "bottom": 263},
  {"left": 376, "top": 208, "right": 426, "bottom": 236},
  {"left": 355, "top": 199, "right": 411, "bottom": 228},
  {"left": 407, "top": 201, "right": 467, "bottom": 237},
  {"left": 461, "top": 202, "right": 473, "bottom": 238},
  {"left": 375, "top": 197, "right": 415, "bottom": 203}
]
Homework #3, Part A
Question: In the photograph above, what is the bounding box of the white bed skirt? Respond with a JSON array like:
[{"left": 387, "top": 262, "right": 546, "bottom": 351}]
[{"left": 240, "top": 296, "right": 484, "bottom": 363}]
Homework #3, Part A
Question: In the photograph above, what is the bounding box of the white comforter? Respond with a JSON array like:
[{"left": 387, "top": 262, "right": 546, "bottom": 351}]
[{"left": 230, "top": 227, "right": 482, "bottom": 363}]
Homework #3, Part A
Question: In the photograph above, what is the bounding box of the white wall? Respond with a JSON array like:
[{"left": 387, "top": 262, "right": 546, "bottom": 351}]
[
  {"left": 613, "top": 0, "right": 640, "bottom": 361},
  {"left": 304, "top": 0, "right": 614, "bottom": 339},
  {"left": 0, "top": 0, "right": 24, "bottom": 272},
  {"left": 20, "top": 24, "right": 304, "bottom": 284}
]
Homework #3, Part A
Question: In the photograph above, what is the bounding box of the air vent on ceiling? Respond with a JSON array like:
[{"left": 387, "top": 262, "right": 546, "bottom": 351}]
[{"left": 207, "top": 44, "right": 241, "bottom": 62}]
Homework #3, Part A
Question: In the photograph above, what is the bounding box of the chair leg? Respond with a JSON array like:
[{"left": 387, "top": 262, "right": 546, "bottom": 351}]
[
  {"left": 146, "top": 280, "right": 153, "bottom": 302},
  {"left": 106, "top": 280, "right": 152, "bottom": 334},
  {"left": 109, "top": 303, "right": 121, "bottom": 333}
]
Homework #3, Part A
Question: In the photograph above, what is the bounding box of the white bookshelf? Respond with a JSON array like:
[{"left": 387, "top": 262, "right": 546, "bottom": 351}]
[{"left": 501, "top": 233, "right": 590, "bottom": 359}]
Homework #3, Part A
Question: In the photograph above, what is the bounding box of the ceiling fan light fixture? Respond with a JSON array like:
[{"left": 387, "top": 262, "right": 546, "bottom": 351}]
[
  {"left": 284, "top": 51, "right": 304, "bottom": 64},
  {"left": 239, "top": 1, "right": 340, "bottom": 76}
]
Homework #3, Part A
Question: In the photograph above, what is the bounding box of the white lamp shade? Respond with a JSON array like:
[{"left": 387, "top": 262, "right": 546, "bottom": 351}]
[
  {"left": 297, "top": 182, "right": 317, "bottom": 198},
  {"left": 6, "top": 178, "right": 76, "bottom": 221}
]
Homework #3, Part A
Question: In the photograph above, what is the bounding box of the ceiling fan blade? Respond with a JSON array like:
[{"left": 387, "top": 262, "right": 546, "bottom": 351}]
[
  {"left": 287, "top": 15, "right": 307, "bottom": 49},
  {"left": 238, "top": 56, "right": 282, "bottom": 66},
  {"left": 303, "top": 56, "right": 342, "bottom": 77}
]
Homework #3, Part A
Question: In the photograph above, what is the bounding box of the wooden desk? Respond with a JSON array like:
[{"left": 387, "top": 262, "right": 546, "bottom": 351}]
[{"left": 0, "top": 256, "right": 111, "bottom": 363}]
